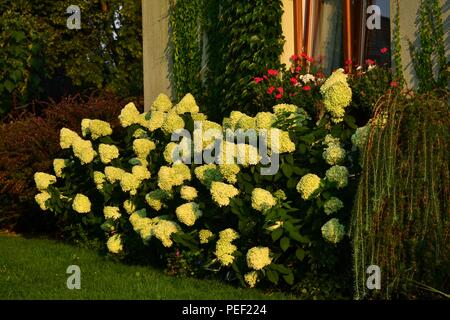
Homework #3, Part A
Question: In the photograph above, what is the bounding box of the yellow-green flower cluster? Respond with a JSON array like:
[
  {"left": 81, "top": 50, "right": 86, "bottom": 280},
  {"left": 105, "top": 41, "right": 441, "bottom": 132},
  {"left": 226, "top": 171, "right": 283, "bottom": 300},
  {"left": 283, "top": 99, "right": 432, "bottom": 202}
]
[
  {"left": 322, "top": 143, "right": 346, "bottom": 165},
  {"left": 273, "top": 189, "right": 287, "bottom": 201},
  {"left": 195, "top": 164, "right": 223, "bottom": 187},
  {"left": 215, "top": 228, "right": 239, "bottom": 266},
  {"left": 267, "top": 128, "right": 296, "bottom": 154},
  {"left": 210, "top": 182, "right": 239, "bottom": 207},
  {"left": 251, "top": 188, "right": 276, "bottom": 212},
  {"left": 98, "top": 144, "right": 120, "bottom": 164},
  {"left": 141, "top": 111, "right": 166, "bottom": 132},
  {"left": 246, "top": 247, "right": 272, "bottom": 270},
  {"left": 53, "top": 159, "right": 67, "bottom": 178},
  {"left": 35, "top": 191, "right": 51, "bottom": 211},
  {"left": 219, "top": 164, "right": 240, "bottom": 184},
  {"left": 244, "top": 271, "right": 259, "bottom": 288},
  {"left": 324, "top": 134, "right": 340, "bottom": 146},
  {"left": 60, "top": 128, "right": 79, "bottom": 149},
  {"left": 266, "top": 221, "right": 283, "bottom": 231},
  {"left": 34, "top": 172, "right": 57, "bottom": 191},
  {"left": 152, "top": 219, "right": 179, "bottom": 247},
  {"left": 219, "top": 228, "right": 239, "bottom": 242},
  {"left": 129, "top": 211, "right": 179, "bottom": 247},
  {"left": 320, "top": 69, "right": 352, "bottom": 123},
  {"left": 106, "top": 234, "right": 123, "bottom": 254},
  {"left": 163, "top": 142, "right": 183, "bottom": 164},
  {"left": 151, "top": 93, "right": 172, "bottom": 112},
  {"left": 325, "top": 165, "right": 349, "bottom": 189},
  {"left": 174, "top": 93, "right": 199, "bottom": 114},
  {"left": 158, "top": 166, "right": 186, "bottom": 191},
  {"left": 200, "top": 120, "right": 223, "bottom": 149},
  {"left": 120, "top": 172, "right": 142, "bottom": 195},
  {"left": 104, "top": 166, "right": 125, "bottom": 183},
  {"left": 162, "top": 111, "right": 185, "bottom": 135},
  {"left": 323, "top": 197, "right": 344, "bottom": 215},
  {"left": 351, "top": 125, "right": 370, "bottom": 151},
  {"left": 72, "top": 138, "right": 95, "bottom": 164},
  {"left": 123, "top": 199, "right": 136, "bottom": 215},
  {"left": 119, "top": 102, "right": 141, "bottom": 127},
  {"left": 93, "top": 171, "right": 106, "bottom": 190},
  {"left": 321, "top": 218, "right": 345, "bottom": 244},
  {"left": 129, "top": 211, "right": 159, "bottom": 241},
  {"left": 72, "top": 193, "right": 91, "bottom": 213},
  {"left": 132, "top": 128, "right": 147, "bottom": 139},
  {"left": 81, "top": 119, "right": 112, "bottom": 140},
  {"left": 175, "top": 202, "right": 202, "bottom": 226},
  {"left": 297, "top": 173, "right": 321, "bottom": 200},
  {"left": 104, "top": 206, "right": 121, "bottom": 220},
  {"left": 132, "top": 165, "right": 151, "bottom": 181},
  {"left": 228, "top": 111, "right": 246, "bottom": 130},
  {"left": 236, "top": 114, "right": 256, "bottom": 130},
  {"left": 180, "top": 186, "right": 198, "bottom": 201},
  {"left": 273, "top": 104, "right": 297, "bottom": 116},
  {"left": 199, "top": 229, "right": 213, "bottom": 244},
  {"left": 236, "top": 144, "right": 260, "bottom": 167},
  {"left": 255, "top": 112, "right": 275, "bottom": 130},
  {"left": 133, "top": 139, "right": 156, "bottom": 159}
]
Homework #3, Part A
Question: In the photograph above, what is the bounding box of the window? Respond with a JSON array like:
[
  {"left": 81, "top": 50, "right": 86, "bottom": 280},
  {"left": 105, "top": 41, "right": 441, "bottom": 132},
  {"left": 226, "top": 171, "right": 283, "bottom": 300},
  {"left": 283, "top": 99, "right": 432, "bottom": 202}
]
[{"left": 292, "top": 0, "right": 391, "bottom": 71}]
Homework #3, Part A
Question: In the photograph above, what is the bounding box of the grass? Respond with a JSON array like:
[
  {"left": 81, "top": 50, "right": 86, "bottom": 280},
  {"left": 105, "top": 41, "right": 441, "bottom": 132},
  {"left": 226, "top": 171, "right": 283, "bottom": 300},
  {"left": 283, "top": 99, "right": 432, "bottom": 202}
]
[{"left": 0, "top": 234, "right": 296, "bottom": 300}]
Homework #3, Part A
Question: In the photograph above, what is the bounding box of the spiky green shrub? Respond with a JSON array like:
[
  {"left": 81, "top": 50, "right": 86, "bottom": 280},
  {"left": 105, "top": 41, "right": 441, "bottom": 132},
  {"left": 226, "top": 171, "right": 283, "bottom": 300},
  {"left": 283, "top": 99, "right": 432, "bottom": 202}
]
[{"left": 352, "top": 91, "right": 449, "bottom": 299}]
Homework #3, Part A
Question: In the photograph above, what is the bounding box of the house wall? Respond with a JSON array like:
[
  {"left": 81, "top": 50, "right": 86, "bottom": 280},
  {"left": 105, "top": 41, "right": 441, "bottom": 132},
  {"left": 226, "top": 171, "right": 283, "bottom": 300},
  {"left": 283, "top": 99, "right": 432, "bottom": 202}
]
[
  {"left": 141, "top": 1, "right": 449, "bottom": 108},
  {"left": 281, "top": 0, "right": 295, "bottom": 66},
  {"left": 142, "top": 0, "right": 172, "bottom": 111},
  {"left": 391, "top": 0, "right": 449, "bottom": 88}
]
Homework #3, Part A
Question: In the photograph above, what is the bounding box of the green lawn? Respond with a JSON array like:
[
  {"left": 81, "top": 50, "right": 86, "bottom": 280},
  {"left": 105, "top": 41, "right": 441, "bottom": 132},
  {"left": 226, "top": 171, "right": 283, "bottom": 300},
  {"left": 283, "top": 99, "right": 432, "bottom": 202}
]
[{"left": 0, "top": 234, "right": 296, "bottom": 300}]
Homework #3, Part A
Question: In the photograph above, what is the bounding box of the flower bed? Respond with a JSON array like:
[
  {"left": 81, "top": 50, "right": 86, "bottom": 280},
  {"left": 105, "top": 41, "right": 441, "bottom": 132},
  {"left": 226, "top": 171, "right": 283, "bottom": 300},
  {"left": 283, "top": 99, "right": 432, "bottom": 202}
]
[{"left": 33, "top": 70, "right": 364, "bottom": 295}]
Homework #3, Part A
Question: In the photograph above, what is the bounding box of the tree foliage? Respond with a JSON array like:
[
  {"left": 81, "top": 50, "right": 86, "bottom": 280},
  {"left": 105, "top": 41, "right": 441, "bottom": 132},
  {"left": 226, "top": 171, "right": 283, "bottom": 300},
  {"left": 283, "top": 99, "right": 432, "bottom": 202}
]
[{"left": 0, "top": 0, "right": 142, "bottom": 115}]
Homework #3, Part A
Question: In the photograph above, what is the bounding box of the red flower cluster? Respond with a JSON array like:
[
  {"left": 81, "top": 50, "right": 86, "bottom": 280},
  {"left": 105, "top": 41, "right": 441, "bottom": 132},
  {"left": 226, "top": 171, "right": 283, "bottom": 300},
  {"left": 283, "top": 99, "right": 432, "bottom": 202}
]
[{"left": 365, "top": 59, "right": 375, "bottom": 66}]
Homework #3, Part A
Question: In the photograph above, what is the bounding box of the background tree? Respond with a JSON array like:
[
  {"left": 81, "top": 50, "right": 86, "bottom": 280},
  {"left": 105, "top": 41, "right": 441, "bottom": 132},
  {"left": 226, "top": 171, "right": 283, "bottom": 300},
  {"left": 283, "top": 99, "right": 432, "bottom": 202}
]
[{"left": 0, "top": 0, "right": 143, "bottom": 116}]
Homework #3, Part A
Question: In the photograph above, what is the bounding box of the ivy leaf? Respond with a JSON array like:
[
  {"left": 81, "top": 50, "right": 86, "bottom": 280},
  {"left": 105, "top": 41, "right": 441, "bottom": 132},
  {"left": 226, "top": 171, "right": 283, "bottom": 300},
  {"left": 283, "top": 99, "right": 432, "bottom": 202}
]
[{"left": 4, "top": 80, "right": 15, "bottom": 93}]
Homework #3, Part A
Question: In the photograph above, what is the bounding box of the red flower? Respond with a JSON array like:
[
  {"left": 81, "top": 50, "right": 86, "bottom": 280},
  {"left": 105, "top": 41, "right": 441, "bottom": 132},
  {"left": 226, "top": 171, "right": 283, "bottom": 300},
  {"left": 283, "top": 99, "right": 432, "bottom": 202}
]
[
  {"left": 316, "top": 71, "right": 325, "bottom": 79},
  {"left": 267, "top": 86, "right": 275, "bottom": 94},
  {"left": 277, "top": 87, "right": 284, "bottom": 94},
  {"left": 390, "top": 81, "right": 399, "bottom": 87},
  {"left": 263, "top": 75, "right": 268, "bottom": 80},
  {"left": 290, "top": 54, "right": 299, "bottom": 61},
  {"left": 303, "top": 85, "right": 311, "bottom": 91},
  {"left": 306, "top": 56, "right": 314, "bottom": 63},
  {"left": 301, "top": 52, "right": 308, "bottom": 58},
  {"left": 290, "top": 77, "right": 298, "bottom": 85},
  {"left": 296, "top": 66, "right": 302, "bottom": 73},
  {"left": 366, "top": 59, "right": 375, "bottom": 66},
  {"left": 380, "top": 47, "right": 389, "bottom": 54},
  {"left": 275, "top": 93, "right": 283, "bottom": 100},
  {"left": 254, "top": 77, "right": 264, "bottom": 84},
  {"left": 345, "top": 59, "right": 353, "bottom": 66},
  {"left": 268, "top": 69, "right": 278, "bottom": 76}
]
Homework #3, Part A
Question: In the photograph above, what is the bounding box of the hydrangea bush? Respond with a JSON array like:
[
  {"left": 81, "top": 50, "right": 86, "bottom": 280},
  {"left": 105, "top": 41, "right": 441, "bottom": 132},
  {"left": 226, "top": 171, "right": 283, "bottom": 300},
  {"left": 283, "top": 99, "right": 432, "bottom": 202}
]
[{"left": 34, "top": 70, "right": 362, "bottom": 292}]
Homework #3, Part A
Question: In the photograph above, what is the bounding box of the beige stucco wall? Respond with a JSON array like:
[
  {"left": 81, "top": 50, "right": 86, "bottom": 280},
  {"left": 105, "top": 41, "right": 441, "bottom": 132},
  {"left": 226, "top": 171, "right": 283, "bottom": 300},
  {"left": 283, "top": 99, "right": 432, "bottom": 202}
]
[
  {"left": 390, "top": 0, "right": 449, "bottom": 88},
  {"left": 281, "top": 0, "right": 295, "bottom": 66},
  {"left": 142, "top": 0, "right": 172, "bottom": 111}
]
